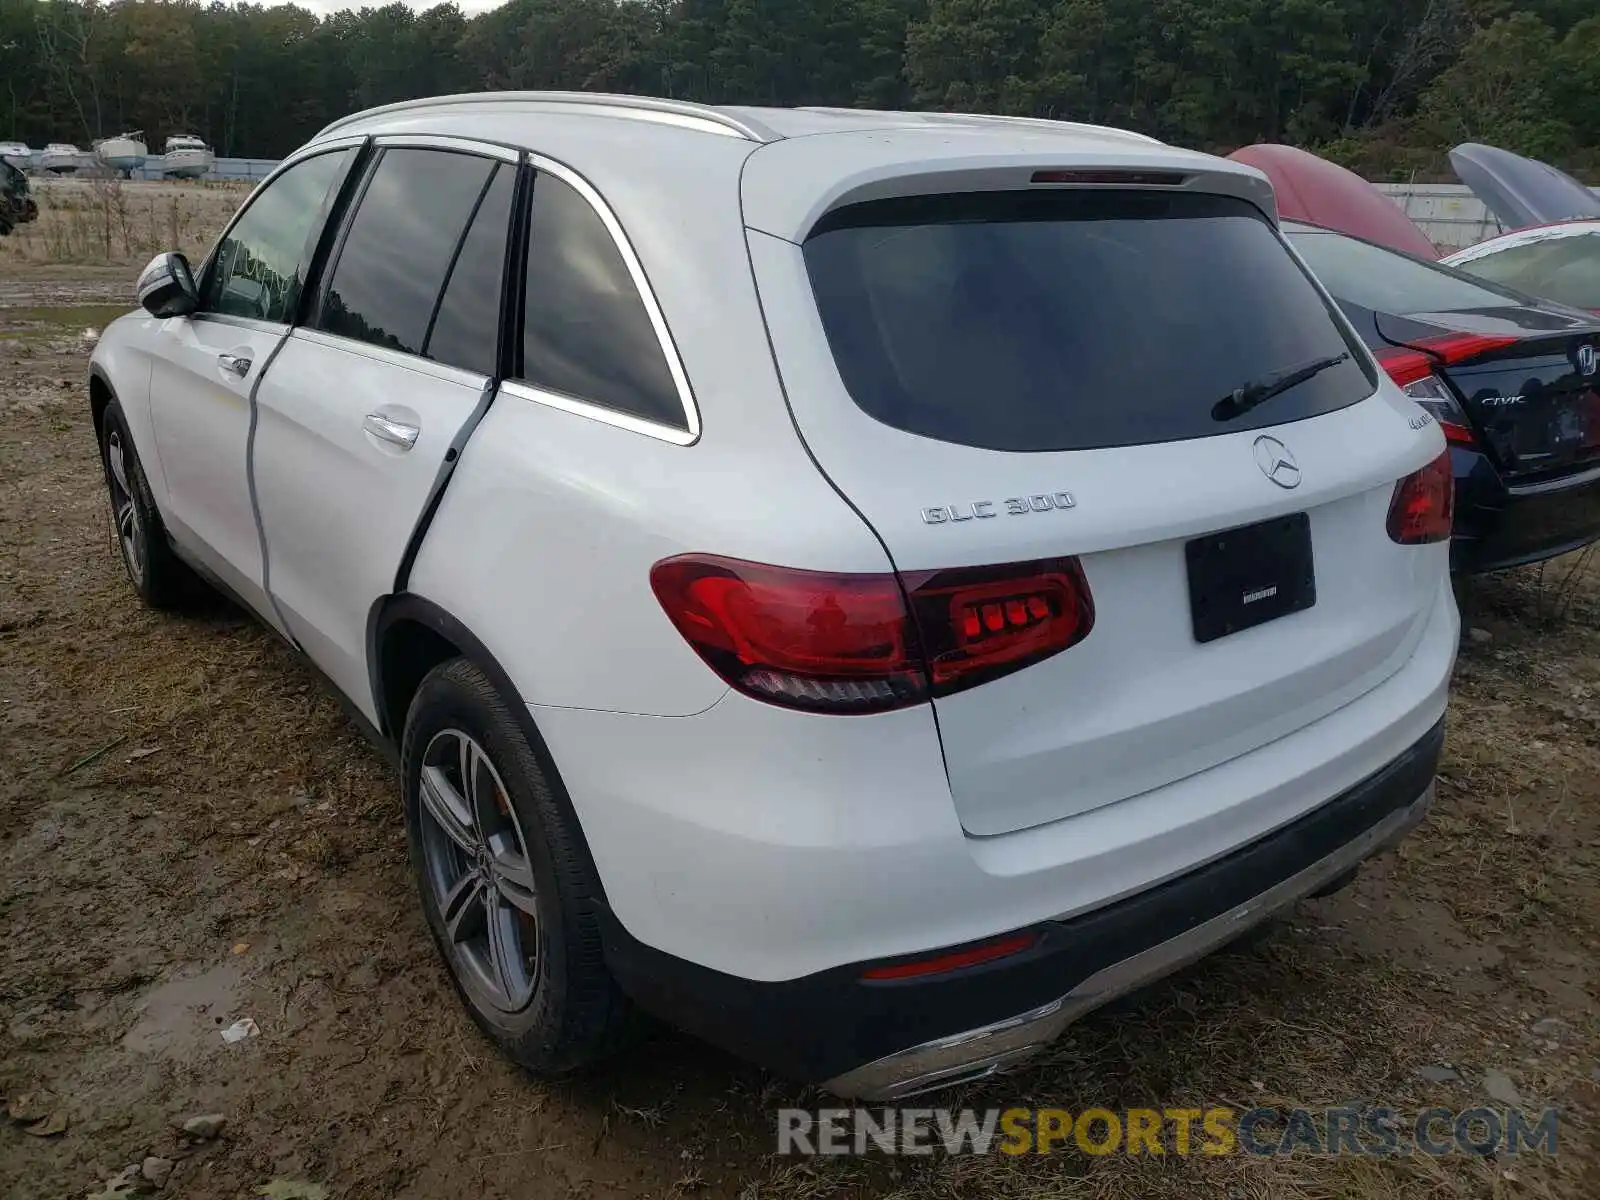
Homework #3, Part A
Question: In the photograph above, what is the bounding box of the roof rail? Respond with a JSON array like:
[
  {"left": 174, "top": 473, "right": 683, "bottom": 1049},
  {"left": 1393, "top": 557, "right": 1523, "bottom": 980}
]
[
  {"left": 796, "top": 106, "right": 1161, "bottom": 144},
  {"left": 318, "top": 91, "right": 784, "bottom": 143}
]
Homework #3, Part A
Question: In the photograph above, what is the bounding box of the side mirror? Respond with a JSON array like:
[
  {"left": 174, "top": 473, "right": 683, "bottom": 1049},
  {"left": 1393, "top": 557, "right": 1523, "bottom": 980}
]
[{"left": 137, "top": 251, "right": 199, "bottom": 318}]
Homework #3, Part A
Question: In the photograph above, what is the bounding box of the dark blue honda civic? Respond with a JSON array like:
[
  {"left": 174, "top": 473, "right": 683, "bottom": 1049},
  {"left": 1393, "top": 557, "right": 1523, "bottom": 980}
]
[{"left": 1286, "top": 220, "right": 1600, "bottom": 574}]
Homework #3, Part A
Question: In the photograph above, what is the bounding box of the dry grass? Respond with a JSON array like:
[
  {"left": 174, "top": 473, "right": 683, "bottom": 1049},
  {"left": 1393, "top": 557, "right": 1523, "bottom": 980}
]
[{"left": 0, "top": 176, "right": 247, "bottom": 267}]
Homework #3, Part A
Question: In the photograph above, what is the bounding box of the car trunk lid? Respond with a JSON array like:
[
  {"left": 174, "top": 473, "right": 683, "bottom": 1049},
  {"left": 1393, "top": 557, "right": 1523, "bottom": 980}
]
[{"left": 1374, "top": 309, "right": 1600, "bottom": 481}]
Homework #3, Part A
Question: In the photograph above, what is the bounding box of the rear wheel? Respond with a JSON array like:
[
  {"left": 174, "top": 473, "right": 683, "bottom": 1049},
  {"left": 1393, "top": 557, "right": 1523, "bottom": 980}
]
[
  {"left": 402, "top": 658, "right": 631, "bottom": 1075},
  {"left": 98, "top": 397, "right": 203, "bottom": 608}
]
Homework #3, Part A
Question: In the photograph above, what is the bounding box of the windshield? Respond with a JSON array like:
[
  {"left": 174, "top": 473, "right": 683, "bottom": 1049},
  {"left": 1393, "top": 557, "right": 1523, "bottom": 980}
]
[
  {"left": 804, "top": 190, "right": 1374, "bottom": 453},
  {"left": 1453, "top": 230, "right": 1600, "bottom": 311},
  {"left": 1285, "top": 224, "right": 1535, "bottom": 314}
]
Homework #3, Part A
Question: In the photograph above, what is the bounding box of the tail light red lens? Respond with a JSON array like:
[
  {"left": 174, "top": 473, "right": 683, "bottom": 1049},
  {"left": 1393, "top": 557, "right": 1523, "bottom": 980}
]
[
  {"left": 1375, "top": 350, "right": 1474, "bottom": 446},
  {"left": 902, "top": 560, "right": 1094, "bottom": 695},
  {"left": 1387, "top": 450, "right": 1454, "bottom": 545},
  {"left": 649, "top": 554, "right": 1094, "bottom": 713},
  {"left": 860, "top": 931, "right": 1038, "bottom": 981},
  {"left": 1375, "top": 334, "right": 1520, "bottom": 448}
]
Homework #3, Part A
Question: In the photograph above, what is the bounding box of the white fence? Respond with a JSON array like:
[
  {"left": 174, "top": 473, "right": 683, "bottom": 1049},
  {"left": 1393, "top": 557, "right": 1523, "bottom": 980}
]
[
  {"left": 1374, "top": 184, "right": 1504, "bottom": 250},
  {"left": 1375, "top": 182, "right": 1600, "bottom": 249}
]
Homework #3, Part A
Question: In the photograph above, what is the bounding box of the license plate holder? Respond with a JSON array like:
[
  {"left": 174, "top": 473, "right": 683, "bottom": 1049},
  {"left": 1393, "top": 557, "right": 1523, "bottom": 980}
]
[{"left": 1185, "top": 513, "right": 1316, "bottom": 644}]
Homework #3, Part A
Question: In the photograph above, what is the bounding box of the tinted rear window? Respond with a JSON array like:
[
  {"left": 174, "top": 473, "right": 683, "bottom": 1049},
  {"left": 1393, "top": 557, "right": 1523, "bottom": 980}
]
[
  {"left": 1286, "top": 226, "right": 1531, "bottom": 314},
  {"left": 425, "top": 162, "right": 514, "bottom": 376},
  {"left": 1454, "top": 230, "right": 1600, "bottom": 311},
  {"left": 317, "top": 148, "right": 497, "bottom": 356},
  {"left": 804, "top": 191, "right": 1373, "bottom": 453},
  {"left": 519, "top": 172, "right": 685, "bottom": 429}
]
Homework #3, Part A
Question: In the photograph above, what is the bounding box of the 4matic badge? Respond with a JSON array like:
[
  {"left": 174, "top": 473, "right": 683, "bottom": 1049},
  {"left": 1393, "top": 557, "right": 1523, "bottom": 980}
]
[{"left": 921, "top": 492, "right": 1076, "bottom": 525}]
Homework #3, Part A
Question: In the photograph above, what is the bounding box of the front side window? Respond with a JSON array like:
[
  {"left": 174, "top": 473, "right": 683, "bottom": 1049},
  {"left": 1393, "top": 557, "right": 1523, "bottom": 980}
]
[
  {"left": 203, "top": 149, "right": 353, "bottom": 323},
  {"left": 519, "top": 172, "right": 684, "bottom": 429},
  {"left": 806, "top": 191, "right": 1374, "bottom": 453},
  {"left": 317, "top": 148, "right": 499, "bottom": 357}
]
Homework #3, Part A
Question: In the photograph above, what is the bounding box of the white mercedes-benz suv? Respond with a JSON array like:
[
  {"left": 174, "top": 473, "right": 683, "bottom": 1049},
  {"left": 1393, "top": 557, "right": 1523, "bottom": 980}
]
[{"left": 89, "top": 93, "right": 1457, "bottom": 1100}]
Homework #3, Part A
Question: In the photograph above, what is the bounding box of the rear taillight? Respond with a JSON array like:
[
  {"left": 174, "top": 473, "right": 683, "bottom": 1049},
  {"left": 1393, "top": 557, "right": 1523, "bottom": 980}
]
[
  {"left": 903, "top": 560, "right": 1094, "bottom": 695},
  {"left": 1387, "top": 450, "right": 1454, "bottom": 545},
  {"left": 649, "top": 554, "right": 1094, "bottom": 713},
  {"left": 1375, "top": 334, "right": 1520, "bottom": 448}
]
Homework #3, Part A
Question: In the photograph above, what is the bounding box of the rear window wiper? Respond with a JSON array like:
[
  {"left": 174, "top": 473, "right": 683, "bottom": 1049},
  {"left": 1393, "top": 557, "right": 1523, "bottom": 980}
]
[{"left": 1212, "top": 352, "right": 1351, "bottom": 422}]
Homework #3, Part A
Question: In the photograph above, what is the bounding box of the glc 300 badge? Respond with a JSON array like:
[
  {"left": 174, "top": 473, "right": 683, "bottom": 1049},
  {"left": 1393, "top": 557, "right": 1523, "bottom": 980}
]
[{"left": 922, "top": 492, "right": 1075, "bottom": 524}]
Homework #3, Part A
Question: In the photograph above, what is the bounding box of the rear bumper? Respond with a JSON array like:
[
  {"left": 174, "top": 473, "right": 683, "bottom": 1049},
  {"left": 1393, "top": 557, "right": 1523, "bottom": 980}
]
[
  {"left": 599, "top": 719, "right": 1443, "bottom": 1096},
  {"left": 1452, "top": 452, "right": 1600, "bottom": 573}
]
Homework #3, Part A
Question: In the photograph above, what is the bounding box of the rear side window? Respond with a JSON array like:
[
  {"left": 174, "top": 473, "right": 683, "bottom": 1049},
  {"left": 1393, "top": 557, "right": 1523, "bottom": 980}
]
[
  {"left": 317, "top": 148, "right": 497, "bottom": 357},
  {"left": 1287, "top": 227, "right": 1530, "bottom": 314},
  {"left": 519, "top": 172, "right": 684, "bottom": 429},
  {"left": 1453, "top": 231, "right": 1600, "bottom": 311},
  {"left": 425, "top": 163, "right": 515, "bottom": 376},
  {"left": 804, "top": 191, "right": 1374, "bottom": 452}
]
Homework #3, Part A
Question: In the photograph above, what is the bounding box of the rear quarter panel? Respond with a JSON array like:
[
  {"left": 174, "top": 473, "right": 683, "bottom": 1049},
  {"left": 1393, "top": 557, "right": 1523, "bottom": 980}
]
[{"left": 405, "top": 133, "right": 896, "bottom": 716}]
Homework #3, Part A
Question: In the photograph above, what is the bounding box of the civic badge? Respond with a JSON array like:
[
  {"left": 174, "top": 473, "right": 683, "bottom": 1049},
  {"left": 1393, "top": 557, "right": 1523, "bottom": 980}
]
[{"left": 1253, "top": 435, "right": 1301, "bottom": 490}]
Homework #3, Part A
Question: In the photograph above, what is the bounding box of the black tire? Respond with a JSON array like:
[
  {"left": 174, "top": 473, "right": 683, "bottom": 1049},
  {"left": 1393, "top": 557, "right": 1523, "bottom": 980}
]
[
  {"left": 98, "top": 397, "right": 204, "bottom": 608},
  {"left": 401, "top": 657, "right": 631, "bottom": 1076}
]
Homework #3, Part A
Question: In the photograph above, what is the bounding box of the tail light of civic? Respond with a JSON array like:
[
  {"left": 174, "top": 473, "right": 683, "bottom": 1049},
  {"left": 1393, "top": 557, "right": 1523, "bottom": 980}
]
[
  {"left": 649, "top": 554, "right": 1094, "bottom": 713},
  {"left": 1387, "top": 449, "right": 1455, "bottom": 545},
  {"left": 1375, "top": 334, "right": 1519, "bottom": 448}
]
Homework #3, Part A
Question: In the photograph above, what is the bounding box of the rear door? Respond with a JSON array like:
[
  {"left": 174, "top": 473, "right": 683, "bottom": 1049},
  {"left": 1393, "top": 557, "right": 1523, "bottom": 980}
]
[
  {"left": 250, "top": 141, "right": 519, "bottom": 721},
  {"left": 749, "top": 181, "right": 1443, "bottom": 837}
]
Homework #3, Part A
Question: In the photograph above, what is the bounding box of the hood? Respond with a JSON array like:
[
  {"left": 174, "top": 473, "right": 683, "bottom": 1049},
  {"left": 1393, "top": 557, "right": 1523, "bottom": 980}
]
[
  {"left": 1449, "top": 143, "right": 1600, "bottom": 230},
  {"left": 1227, "top": 143, "right": 1439, "bottom": 259}
]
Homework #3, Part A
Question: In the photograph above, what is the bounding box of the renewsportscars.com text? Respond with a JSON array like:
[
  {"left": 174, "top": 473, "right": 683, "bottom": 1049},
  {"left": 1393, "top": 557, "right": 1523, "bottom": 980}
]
[{"left": 777, "top": 1106, "right": 1560, "bottom": 1158}]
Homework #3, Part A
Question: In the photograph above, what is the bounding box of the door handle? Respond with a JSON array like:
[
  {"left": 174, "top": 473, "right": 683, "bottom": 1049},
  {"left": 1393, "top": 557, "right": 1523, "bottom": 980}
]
[
  {"left": 217, "top": 353, "right": 252, "bottom": 378},
  {"left": 363, "top": 411, "right": 420, "bottom": 450}
]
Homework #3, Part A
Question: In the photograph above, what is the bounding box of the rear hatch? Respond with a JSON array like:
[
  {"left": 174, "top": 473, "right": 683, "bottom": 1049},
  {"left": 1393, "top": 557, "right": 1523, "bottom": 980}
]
[
  {"left": 1374, "top": 308, "right": 1600, "bottom": 481},
  {"left": 743, "top": 149, "right": 1446, "bottom": 837}
]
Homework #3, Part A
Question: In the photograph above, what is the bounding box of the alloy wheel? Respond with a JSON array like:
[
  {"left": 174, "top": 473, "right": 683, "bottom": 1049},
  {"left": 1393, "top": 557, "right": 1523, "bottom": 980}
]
[
  {"left": 105, "top": 429, "right": 143, "bottom": 580},
  {"left": 417, "top": 728, "right": 542, "bottom": 1012}
]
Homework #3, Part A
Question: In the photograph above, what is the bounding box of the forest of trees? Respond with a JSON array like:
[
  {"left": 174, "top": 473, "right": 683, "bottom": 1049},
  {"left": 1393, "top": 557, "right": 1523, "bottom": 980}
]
[{"left": 1, "top": 0, "right": 1598, "bottom": 178}]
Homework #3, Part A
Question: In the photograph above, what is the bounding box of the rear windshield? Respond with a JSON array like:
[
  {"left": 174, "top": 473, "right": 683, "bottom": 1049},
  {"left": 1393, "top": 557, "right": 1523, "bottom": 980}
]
[
  {"left": 803, "top": 190, "right": 1373, "bottom": 453},
  {"left": 1285, "top": 225, "right": 1532, "bottom": 314},
  {"left": 1453, "top": 230, "right": 1600, "bottom": 312}
]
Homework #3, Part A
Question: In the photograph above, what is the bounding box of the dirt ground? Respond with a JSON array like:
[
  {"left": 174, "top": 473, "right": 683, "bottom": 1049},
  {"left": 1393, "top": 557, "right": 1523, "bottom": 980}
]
[{"left": 2, "top": 267, "right": 1598, "bottom": 1200}]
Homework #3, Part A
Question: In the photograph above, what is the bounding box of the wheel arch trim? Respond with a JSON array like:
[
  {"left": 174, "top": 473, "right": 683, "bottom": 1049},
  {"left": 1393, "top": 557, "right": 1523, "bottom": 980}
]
[
  {"left": 87, "top": 362, "right": 116, "bottom": 429},
  {"left": 367, "top": 592, "right": 610, "bottom": 900}
]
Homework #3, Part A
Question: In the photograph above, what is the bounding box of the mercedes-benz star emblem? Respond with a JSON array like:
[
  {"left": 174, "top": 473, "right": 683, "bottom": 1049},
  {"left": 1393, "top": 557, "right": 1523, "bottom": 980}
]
[
  {"left": 1580, "top": 344, "right": 1597, "bottom": 378},
  {"left": 1253, "top": 435, "right": 1301, "bottom": 489}
]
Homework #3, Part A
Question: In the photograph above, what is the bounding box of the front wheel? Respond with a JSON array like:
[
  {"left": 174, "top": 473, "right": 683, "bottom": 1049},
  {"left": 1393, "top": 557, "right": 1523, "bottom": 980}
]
[
  {"left": 98, "top": 397, "right": 203, "bottom": 608},
  {"left": 401, "top": 658, "right": 632, "bottom": 1075}
]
